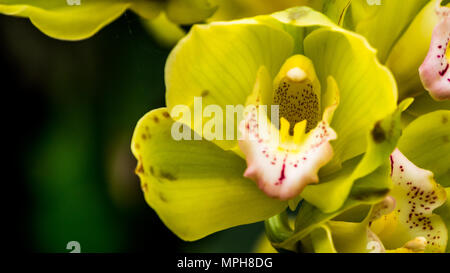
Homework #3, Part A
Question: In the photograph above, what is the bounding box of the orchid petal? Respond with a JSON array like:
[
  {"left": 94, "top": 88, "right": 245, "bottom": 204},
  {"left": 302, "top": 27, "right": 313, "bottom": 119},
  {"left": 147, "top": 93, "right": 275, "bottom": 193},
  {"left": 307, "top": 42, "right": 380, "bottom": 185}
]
[
  {"left": 349, "top": 0, "right": 429, "bottom": 63},
  {"left": 141, "top": 13, "right": 186, "bottom": 48},
  {"left": 131, "top": 108, "right": 287, "bottom": 241},
  {"left": 386, "top": 0, "right": 440, "bottom": 99},
  {"left": 275, "top": 161, "right": 392, "bottom": 251},
  {"left": 304, "top": 27, "right": 398, "bottom": 169},
  {"left": 0, "top": 0, "right": 162, "bottom": 40},
  {"left": 165, "top": 0, "right": 217, "bottom": 25},
  {"left": 299, "top": 99, "right": 410, "bottom": 213},
  {"left": 370, "top": 149, "right": 448, "bottom": 252},
  {"left": 419, "top": 3, "right": 450, "bottom": 100},
  {"left": 165, "top": 20, "right": 294, "bottom": 151},
  {"left": 398, "top": 110, "right": 450, "bottom": 187}
]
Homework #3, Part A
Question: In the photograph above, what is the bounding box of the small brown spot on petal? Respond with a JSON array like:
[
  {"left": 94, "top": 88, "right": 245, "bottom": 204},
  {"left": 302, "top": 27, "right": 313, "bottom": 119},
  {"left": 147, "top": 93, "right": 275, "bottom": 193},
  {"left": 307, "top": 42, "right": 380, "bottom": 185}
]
[
  {"left": 136, "top": 163, "right": 144, "bottom": 174},
  {"left": 141, "top": 183, "right": 148, "bottom": 193},
  {"left": 160, "top": 170, "right": 177, "bottom": 181},
  {"left": 201, "top": 90, "right": 209, "bottom": 97},
  {"left": 371, "top": 122, "right": 386, "bottom": 143},
  {"left": 159, "top": 192, "right": 168, "bottom": 202}
]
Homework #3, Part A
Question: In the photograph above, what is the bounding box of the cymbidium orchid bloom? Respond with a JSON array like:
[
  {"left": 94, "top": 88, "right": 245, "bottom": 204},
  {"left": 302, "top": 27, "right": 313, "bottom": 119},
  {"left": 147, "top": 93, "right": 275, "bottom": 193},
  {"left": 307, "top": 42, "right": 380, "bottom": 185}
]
[
  {"left": 210, "top": 0, "right": 321, "bottom": 21},
  {"left": 131, "top": 7, "right": 406, "bottom": 243},
  {"left": 273, "top": 110, "right": 449, "bottom": 253},
  {"left": 337, "top": 0, "right": 450, "bottom": 103},
  {"left": 0, "top": 0, "right": 217, "bottom": 41}
]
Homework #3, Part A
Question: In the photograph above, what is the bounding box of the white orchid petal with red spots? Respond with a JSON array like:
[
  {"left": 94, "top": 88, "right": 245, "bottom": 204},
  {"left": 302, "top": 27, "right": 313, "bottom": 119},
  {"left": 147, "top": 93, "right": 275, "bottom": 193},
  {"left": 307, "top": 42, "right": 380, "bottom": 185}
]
[
  {"left": 371, "top": 149, "right": 448, "bottom": 252},
  {"left": 239, "top": 105, "right": 336, "bottom": 201},
  {"left": 419, "top": 5, "right": 450, "bottom": 100}
]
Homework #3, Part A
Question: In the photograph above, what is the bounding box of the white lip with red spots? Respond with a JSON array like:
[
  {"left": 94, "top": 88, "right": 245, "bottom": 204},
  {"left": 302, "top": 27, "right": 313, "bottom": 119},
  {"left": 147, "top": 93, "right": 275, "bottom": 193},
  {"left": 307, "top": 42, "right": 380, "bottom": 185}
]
[
  {"left": 377, "top": 149, "right": 448, "bottom": 252},
  {"left": 419, "top": 3, "right": 450, "bottom": 100},
  {"left": 238, "top": 104, "right": 336, "bottom": 201},
  {"left": 238, "top": 55, "right": 338, "bottom": 201}
]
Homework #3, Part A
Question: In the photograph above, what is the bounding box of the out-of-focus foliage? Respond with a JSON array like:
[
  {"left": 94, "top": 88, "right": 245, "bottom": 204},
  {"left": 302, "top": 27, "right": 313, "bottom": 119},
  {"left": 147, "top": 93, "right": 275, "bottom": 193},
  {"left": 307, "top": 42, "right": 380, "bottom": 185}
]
[
  {"left": 0, "top": 0, "right": 217, "bottom": 40},
  {"left": 341, "top": 0, "right": 450, "bottom": 103}
]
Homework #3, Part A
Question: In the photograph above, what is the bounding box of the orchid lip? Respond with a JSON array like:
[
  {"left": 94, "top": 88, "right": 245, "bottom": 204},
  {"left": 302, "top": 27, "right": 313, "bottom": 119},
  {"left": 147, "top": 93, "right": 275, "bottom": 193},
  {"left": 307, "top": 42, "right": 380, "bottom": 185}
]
[
  {"left": 371, "top": 149, "right": 448, "bottom": 252},
  {"left": 239, "top": 55, "right": 338, "bottom": 200},
  {"left": 419, "top": 2, "right": 450, "bottom": 100}
]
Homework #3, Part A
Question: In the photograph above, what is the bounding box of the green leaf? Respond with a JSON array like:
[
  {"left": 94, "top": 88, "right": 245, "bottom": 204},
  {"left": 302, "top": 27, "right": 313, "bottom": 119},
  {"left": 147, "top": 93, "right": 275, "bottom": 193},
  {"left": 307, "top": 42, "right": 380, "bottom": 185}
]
[
  {"left": 398, "top": 110, "right": 450, "bottom": 187},
  {"left": 348, "top": 0, "right": 429, "bottom": 63},
  {"left": 0, "top": 0, "right": 218, "bottom": 40},
  {"left": 0, "top": 0, "right": 162, "bottom": 40},
  {"left": 418, "top": 1, "right": 450, "bottom": 101},
  {"left": 131, "top": 108, "right": 287, "bottom": 241}
]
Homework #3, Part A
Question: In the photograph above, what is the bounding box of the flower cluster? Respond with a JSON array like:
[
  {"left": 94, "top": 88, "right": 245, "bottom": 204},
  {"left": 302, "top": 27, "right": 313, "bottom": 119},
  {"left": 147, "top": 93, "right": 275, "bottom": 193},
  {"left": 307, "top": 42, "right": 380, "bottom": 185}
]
[
  {"left": 3, "top": 0, "right": 448, "bottom": 253},
  {"left": 132, "top": 0, "right": 450, "bottom": 253}
]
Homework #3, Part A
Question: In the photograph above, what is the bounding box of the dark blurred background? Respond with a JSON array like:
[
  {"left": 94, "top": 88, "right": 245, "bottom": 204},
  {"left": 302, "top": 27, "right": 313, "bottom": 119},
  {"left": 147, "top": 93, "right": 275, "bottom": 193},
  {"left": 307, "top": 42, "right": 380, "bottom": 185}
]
[{"left": 1, "top": 11, "right": 264, "bottom": 253}]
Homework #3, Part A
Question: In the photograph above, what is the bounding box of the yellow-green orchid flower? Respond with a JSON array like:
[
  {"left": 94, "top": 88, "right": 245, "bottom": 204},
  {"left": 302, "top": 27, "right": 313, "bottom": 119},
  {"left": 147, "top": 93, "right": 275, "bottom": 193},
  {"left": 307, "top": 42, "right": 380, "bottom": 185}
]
[
  {"left": 0, "top": 0, "right": 217, "bottom": 41},
  {"left": 131, "top": 7, "right": 403, "bottom": 242},
  {"left": 277, "top": 110, "right": 449, "bottom": 253},
  {"left": 336, "top": 0, "right": 450, "bottom": 102}
]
